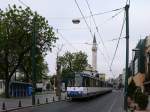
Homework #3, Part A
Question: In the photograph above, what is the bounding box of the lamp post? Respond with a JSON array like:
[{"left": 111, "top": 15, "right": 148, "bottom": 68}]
[
  {"left": 72, "top": 19, "right": 80, "bottom": 24},
  {"left": 31, "top": 15, "right": 37, "bottom": 105},
  {"left": 124, "top": 4, "right": 130, "bottom": 111}
]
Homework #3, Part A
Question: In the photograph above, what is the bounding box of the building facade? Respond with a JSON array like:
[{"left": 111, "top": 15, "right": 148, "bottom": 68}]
[
  {"left": 129, "top": 35, "right": 150, "bottom": 94},
  {"left": 144, "top": 35, "right": 150, "bottom": 94},
  {"left": 131, "top": 39, "right": 145, "bottom": 91}
]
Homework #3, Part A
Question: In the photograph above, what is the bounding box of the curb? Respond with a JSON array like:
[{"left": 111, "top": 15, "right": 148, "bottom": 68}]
[{"left": 0, "top": 99, "right": 69, "bottom": 112}]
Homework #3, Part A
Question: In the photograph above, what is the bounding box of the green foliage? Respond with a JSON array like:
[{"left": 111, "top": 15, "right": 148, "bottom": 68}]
[
  {"left": 134, "top": 88, "right": 148, "bottom": 110},
  {"left": 0, "top": 5, "right": 57, "bottom": 97},
  {"left": 19, "top": 54, "right": 49, "bottom": 82},
  {"left": 127, "top": 79, "right": 137, "bottom": 99},
  {"left": 58, "top": 51, "right": 88, "bottom": 80}
]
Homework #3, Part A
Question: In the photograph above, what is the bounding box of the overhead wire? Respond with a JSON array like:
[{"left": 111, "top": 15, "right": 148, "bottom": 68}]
[
  {"left": 18, "top": 0, "right": 77, "bottom": 52},
  {"left": 84, "top": 7, "right": 123, "bottom": 19},
  {"left": 109, "top": 11, "right": 126, "bottom": 71},
  {"left": 75, "top": 0, "right": 110, "bottom": 72},
  {"left": 108, "top": 37, "right": 125, "bottom": 42},
  {"left": 74, "top": 0, "right": 94, "bottom": 39},
  {"left": 85, "top": 0, "right": 111, "bottom": 69},
  {"left": 54, "top": 29, "right": 78, "bottom": 51},
  {"left": 18, "top": 0, "right": 29, "bottom": 7},
  {"left": 54, "top": 9, "right": 124, "bottom": 31},
  {"left": 44, "top": 7, "right": 123, "bottom": 20},
  {"left": 99, "top": 8, "right": 124, "bottom": 26},
  {"left": 53, "top": 9, "right": 124, "bottom": 31}
]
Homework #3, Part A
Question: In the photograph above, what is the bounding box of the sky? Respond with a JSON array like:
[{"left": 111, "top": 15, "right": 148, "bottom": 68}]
[{"left": 1, "top": 0, "right": 150, "bottom": 79}]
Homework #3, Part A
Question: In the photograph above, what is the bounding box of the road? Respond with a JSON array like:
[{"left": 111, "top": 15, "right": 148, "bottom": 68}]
[{"left": 12, "top": 90, "right": 124, "bottom": 112}]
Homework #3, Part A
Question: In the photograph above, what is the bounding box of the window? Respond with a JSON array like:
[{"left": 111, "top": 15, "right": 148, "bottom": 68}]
[
  {"left": 75, "top": 74, "right": 82, "bottom": 87},
  {"left": 68, "top": 80, "right": 74, "bottom": 87}
]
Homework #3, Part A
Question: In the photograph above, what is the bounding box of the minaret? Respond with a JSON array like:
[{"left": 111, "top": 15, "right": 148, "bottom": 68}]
[{"left": 92, "top": 34, "right": 97, "bottom": 71}]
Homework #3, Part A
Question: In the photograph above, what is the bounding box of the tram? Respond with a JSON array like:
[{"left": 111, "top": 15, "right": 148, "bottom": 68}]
[{"left": 67, "top": 72, "right": 112, "bottom": 99}]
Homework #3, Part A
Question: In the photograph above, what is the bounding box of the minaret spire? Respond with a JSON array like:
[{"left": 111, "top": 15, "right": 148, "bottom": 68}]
[
  {"left": 92, "top": 34, "right": 97, "bottom": 71},
  {"left": 93, "top": 34, "right": 96, "bottom": 43}
]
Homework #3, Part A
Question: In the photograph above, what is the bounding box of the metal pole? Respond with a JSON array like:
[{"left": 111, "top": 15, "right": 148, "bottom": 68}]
[
  {"left": 56, "top": 56, "right": 61, "bottom": 101},
  {"left": 124, "top": 4, "right": 129, "bottom": 111},
  {"left": 32, "top": 15, "right": 36, "bottom": 105},
  {"left": 132, "top": 50, "right": 134, "bottom": 76}
]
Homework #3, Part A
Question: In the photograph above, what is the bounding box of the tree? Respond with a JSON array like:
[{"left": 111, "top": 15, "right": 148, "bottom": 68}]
[
  {"left": 0, "top": 5, "right": 57, "bottom": 98},
  {"left": 58, "top": 51, "right": 88, "bottom": 80},
  {"left": 72, "top": 51, "right": 88, "bottom": 72},
  {"left": 134, "top": 88, "right": 148, "bottom": 110},
  {"left": 127, "top": 79, "right": 137, "bottom": 99},
  {"left": 19, "top": 54, "right": 49, "bottom": 82}
]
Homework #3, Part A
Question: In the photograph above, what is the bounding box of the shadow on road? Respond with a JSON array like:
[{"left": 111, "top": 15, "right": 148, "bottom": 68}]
[{"left": 71, "top": 92, "right": 112, "bottom": 102}]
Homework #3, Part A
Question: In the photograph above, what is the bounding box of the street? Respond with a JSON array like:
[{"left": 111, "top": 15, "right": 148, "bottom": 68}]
[{"left": 12, "top": 90, "right": 124, "bottom": 112}]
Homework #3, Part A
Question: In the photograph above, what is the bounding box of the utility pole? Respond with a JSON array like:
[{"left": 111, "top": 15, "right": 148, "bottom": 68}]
[
  {"left": 56, "top": 44, "right": 63, "bottom": 101},
  {"left": 32, "top": 15, "right": 37, "bottom": 105},
  {"left": 124, "top": 4, "right": 129, "bottom": 111},
  {"left": 56, "top": 57, "right": 61, "bottom": 101}
]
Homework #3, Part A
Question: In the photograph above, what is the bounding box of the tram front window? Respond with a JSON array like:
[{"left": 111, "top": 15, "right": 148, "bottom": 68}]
[{"left": 75, "top": 74, "right": 82, "bottom": 87}]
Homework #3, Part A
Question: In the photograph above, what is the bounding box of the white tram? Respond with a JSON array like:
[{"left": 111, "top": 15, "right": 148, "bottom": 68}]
[{"left": 67, "top": 72, "right": 112, "bottom": 99}]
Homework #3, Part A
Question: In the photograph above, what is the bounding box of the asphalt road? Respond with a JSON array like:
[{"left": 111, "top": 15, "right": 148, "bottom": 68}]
[{"left": 12, "top": 90, "right": 124, "bottom": 112}]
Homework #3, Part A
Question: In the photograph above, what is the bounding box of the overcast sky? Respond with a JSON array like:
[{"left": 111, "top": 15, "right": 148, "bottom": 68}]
[{"left": 1, "top": 0, "right": 150, "bottom": 79}]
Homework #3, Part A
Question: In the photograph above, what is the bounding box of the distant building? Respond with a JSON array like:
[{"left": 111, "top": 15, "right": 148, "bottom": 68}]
[
  {"left": 99, "top": 73, "right": 106, "bottom": 81},
  {"left": 117, "top": 74, "right": 125, "bottom": 88},
  {"left": 122, "top": 68, "right": 125, "bottom": 86}
]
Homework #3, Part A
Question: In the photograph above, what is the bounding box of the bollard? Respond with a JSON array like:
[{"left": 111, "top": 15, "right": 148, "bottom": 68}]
[
  {"left": 46, "top": 98, "right": 48, "bottom": 103},
  {"left": 2, "top": 102, "right": 6, "bottom": 110},
  {"left": 37, "top": 98, "right": 40, "bottom": 105},
  {"left": 53, "top": 96, "right": 55, "bottom": 101},
  {"left": 18, "top": 100, "right": 22, "bottom": 107}
]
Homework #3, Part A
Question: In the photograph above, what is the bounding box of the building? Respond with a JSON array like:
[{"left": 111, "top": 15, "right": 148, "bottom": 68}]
[
  {"left": 92, "top": 34, "right": 97, "bottom": 71},
  {"left": 131, "top": 39, "right": 145, "bottom": 91},
  {"left": 122, "top": 68, "right": 125, "bottom": 86},
  {"left": 144, "top": 35, "right": 150, "bottom": 94},
  {"left": 128, "top": 36, "right": 150, "bottom": 94}
]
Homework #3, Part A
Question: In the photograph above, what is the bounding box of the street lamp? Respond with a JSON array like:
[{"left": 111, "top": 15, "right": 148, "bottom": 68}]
[{"left": 72, "top": 19, "right": 80, "bottom": 24}]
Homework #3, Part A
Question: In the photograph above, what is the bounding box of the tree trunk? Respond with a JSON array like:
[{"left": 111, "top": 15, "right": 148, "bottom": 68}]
[
  {"left": 4, "top": 51, "right": 10, "bottom": 98},
  {"left": 5, "top": 78, "right": 10, "bottom": 98}
]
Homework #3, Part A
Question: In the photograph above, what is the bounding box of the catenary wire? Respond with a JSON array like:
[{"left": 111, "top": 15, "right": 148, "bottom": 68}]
[
  {"left": 54, "top": 29, "right": 78, "bottom": 51},
  {"left": 74, "top": 0, "right": 94, "bottom": 39},
  {"left": 109, "top": 11, "right": 126, "bottom": 70},
  {"left": 85, "top": 0, "right": 111, "bottom": 67},
  {"left": 18, "top": 0, "right": 29, "bottom": 7}
]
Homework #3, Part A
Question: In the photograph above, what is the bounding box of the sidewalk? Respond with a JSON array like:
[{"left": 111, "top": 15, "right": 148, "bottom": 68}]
[{"left": 0, "top": 91, "right": 67, "bottom": 112}]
